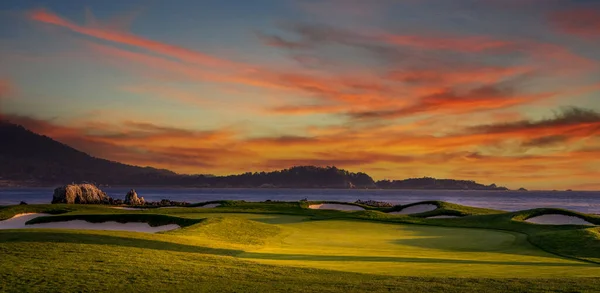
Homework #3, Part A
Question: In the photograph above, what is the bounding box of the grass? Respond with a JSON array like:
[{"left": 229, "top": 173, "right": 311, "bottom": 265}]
[{"left": 1, "top": 201, "right": 600, "bottom": 292}]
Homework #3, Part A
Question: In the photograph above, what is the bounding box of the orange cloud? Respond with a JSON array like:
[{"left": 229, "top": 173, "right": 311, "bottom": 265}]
[{"left": 350, "top": 85, "right": 552, "bottom": 120}]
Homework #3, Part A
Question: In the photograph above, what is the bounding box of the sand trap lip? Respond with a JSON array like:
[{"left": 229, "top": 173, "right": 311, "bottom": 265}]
[
  {"left": 158, "top": 206, "right": 189, "bottom": 209},
  {"left": 525, "top": 214, "right": 596, "bottom": 226},
  {"left": 426, "top": 215, "right": 460, "bottom": 219},
  {"left": 111, "top": 207, "right": 147, "bottom": 210},
  {"left": 196, "top": 203, "right": 221, "bottom": 208},
  {"left": 0, "top": 213, "right": 179, "bottom": 233},
  {"left": 308, "top": 204, "right": 364, "bottom": 211},
  {"left": 389, "top": 204, "right": 438, "bottom": 215}
]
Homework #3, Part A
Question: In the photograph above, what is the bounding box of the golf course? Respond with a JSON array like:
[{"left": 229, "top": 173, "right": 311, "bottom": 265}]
[{"left": 1, "top": 200, "right": 599, "bottom": 292}]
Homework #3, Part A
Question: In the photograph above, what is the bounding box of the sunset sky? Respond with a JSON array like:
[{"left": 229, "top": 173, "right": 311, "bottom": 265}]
[{"left": 1, "top": 0, "right": 599, "bottom": 190}]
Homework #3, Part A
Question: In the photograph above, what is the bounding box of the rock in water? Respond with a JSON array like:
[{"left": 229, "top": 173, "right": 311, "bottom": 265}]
[
  {"left": 124, "top": 189, "right": 145, "bottom": 206},
  {"left": 52, "top": 184, "right": 111, "bottom": 204}
]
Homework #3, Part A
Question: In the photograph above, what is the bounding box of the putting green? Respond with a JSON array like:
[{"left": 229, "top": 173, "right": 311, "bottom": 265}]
[{"left": 234, "top": 219, "right": 600, "bottom": 278}]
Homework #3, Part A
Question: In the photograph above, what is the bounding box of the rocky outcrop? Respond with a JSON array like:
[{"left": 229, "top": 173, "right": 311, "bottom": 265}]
[
  {"left": 124, "top": 189, "right": 145, "bottom": 206},
  {"left": 52, "top": 184, "right": 110, "bottom": 204}
]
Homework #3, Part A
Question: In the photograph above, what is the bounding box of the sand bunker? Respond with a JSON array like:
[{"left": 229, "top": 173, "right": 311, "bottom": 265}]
[
  {"left": 0, "top": 213, "right": 179, "bottom": 233},
  {"left": 525, "top": 214, "right": 596, "bottom": 226},
  {"left": 308, "top": 204, "right": 365, "bottom": 211},
  {"left": 389, "top": 204, "right": 438, "bottom": 215},
  {"left": 426, "top": 215, "right": 460, "bottom": 219},
  {"left": 197, "top": 203, "right": 221, "bottom": 208},
  {"left": 0, "top": 213, "right": 44, "bottom": 229}
]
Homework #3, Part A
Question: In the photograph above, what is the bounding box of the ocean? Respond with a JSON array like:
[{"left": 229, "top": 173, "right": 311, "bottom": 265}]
[{"left": 1, "top": 188, "right": 599, "bottom": 214}]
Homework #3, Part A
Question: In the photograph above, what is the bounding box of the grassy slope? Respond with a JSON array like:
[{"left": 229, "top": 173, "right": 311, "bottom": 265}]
[
  {"left": 1, "top": 202, "right": 600, "bottom": 292},
  {"left": 2, "top": 231, "right": 599, "bottom": 293}
]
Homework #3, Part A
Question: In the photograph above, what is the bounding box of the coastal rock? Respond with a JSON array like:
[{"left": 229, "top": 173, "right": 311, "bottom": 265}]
[
  {"left": 52, "top": 184, "right": 110, "bottom": 204},
  {"left": 124, "top": 189, "right": 145, "bottom": 206}
]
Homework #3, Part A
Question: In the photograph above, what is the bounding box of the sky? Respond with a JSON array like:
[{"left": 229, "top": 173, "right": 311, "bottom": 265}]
[{"left": 0, "top": 0, "right": 599, "bottom": 190}]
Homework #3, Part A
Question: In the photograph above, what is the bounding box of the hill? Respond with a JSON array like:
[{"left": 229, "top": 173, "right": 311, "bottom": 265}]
[
  {"left": 0, "top": 121, "right": 176, "bottom": 186},
  {"left": 376, "top": 177, "right": 507, "bottom": 190},
  {"left": 0, "top": 121, "right": 507, "bottom": 190}
]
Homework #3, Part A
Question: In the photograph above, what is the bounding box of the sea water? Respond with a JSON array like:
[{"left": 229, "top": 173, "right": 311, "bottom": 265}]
[{"left": 1, "top": 188, "right": 599, "bottom": 214}]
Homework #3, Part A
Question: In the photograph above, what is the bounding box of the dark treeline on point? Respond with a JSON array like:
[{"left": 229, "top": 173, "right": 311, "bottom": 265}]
[{"left": 0, "top": 121, "right": 507, "bottom": 190}]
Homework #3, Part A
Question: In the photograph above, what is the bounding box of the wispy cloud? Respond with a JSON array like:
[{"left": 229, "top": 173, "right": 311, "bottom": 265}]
[
  {"left": 548, "top": 8, "right": 600, "bottom": 38},
  {"left": 0, "top": 79, "right": 13, "bottom": 100},
  {"left": 29, "top": 8, "right": 235, "bottom": 68}
]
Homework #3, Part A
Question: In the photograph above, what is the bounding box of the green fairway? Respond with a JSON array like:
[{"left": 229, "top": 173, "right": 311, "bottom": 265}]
[{"left": 1, "top": 201, "right": 600, "bottom": 292}]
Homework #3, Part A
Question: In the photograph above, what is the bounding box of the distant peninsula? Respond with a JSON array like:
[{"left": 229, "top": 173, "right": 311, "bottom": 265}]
[{"left": 0, "top": 121, "right": 508, "bottom": 190}]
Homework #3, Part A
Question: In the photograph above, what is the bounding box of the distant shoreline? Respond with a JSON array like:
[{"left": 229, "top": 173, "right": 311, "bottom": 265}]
[{"left": 0, "top": 185, "right": 596, "bottom": 192}]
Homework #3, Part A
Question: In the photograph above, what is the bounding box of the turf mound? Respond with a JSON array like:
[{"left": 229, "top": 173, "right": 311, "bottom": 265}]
[
  {"left": 308, "top": 204, "right": 364, "bottom": 211},
  {"left": 390, "top": 204, "right": 437, "bottom": 215},
  {"left": 529, "top": 228, "right": 600, "bottom": 263},
  {"left": 171, "top": 217, "right": 281, "bottom": 246},
  {"left": 0, "top": 213, "right": 179, "bottom": 233},
  {"left": 525, "top": 214, "right": 596, "bottom": 226}
]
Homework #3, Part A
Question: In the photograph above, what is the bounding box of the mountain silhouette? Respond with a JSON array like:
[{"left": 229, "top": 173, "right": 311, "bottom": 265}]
[{"left": 0, "top": 121, "right": 175, "bottom": 186}]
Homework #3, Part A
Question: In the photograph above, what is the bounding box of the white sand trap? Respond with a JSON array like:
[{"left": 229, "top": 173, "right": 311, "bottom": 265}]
[
  {"left": 111, "top": 207, "right": 147, "bottom": 210},
  {"left": 0, "top": 213, "right": 179, "bottom": 233},
  {"left": 197, "top": 203, "right": 221, "bottom": 208},
  {"left": 389, "top": 204, "right": 438, "bottom": 215},
  {"left": 427, "top": 215, "right": 460, "bottom": 219},
  {"left": 0, "top": 213, "right": 48, "bottom": 229},
  {"left": 308, "top": 204, "right": 364, "bottom": 211},
  {"left": 525, "top": 214, "right": 596, "bottom": 226}
]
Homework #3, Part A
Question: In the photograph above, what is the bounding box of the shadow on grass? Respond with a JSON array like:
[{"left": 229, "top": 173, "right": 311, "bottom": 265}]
[
  {"left": 387, "top": 224, "right": 564, "bottom": 260},
  {"left": 389, "top": 226, "right": 522, "bottom": 251},
  {"left": 238, "top": 252, "right": 595, "bottom": 267},
  {"left": 0, "top": 231, "right": 242, "bottom": 256},
  {"left": 252, "top": 215, "right": 308, "bottom": 225}
]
